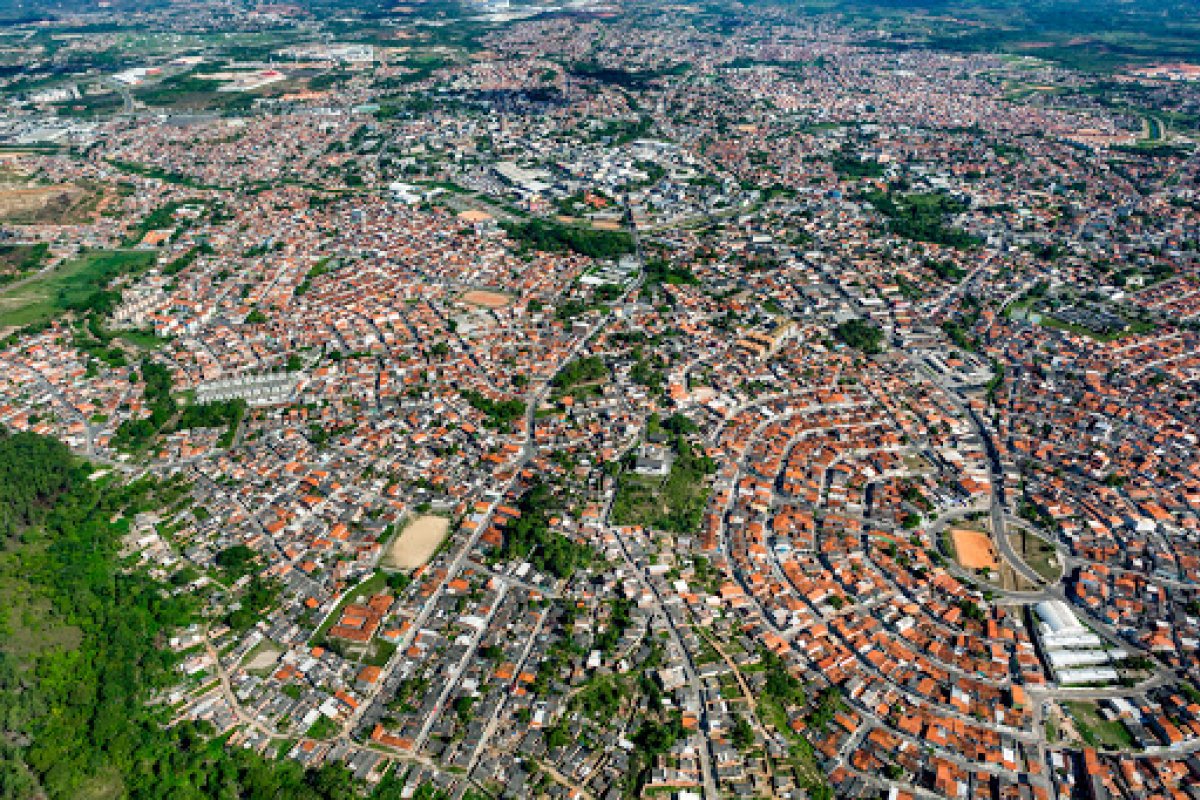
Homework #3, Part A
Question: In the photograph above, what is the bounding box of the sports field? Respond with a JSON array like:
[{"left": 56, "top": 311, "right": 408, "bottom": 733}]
[
  {"left": 462, "top": 290, "right": 511, "bottom": 309},
  {"left": 951, "top": 528, "right": 1000, "bottom": 571},
  {"left": 384, "top": 515, "right": 449, "bottom": 570}
]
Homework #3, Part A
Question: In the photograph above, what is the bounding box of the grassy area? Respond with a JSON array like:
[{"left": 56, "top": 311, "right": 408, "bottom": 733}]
[
  {"left": 0, "top": 242, "right": 49, "bottom": 281},
  {"left": 864, "top": 189, "right": 980, "bottom": 249},
  {"left": 240, "top": 639, "right": 283, "bottom": 675},
  {"left": 1065, "top": 700, "right": 1134, "bottom": 749},
  {"left": 305, "top": 714, "right": 339, "bottom": 740},
  {"left": 694, "top": 632, "right": 722, "bottom": 666},
  {"left": 550, "top": 355, "right": 608, "bottom": 402},
  {"left": 0, "top": 249, "right": 155, "bottom": 331},
  {"left": 362, "top": 639, "right": 397, "bottom": 669},
  {"left": 113, "top": 327, "right": 171, "bottom": 350},
  {"left": 54, "top": 89, "right": 125, "bottom": 118},
  {"left": 758, "top": 695, "right": 790, "bottom": 733},
  {"left": 1012, "top": 529, "right": 1061, "bottom": 583},
  {"left": 134, "top": 73, "right": 257, "bottom": 113},
  {"left": 0, "top": 559, "right": 82, "bottom": 664},
  {"left": 902, "top": 453, "right": 932, "bottom": 473},
  {"left": 1036, "top": 311, "right": 1155, "bottom": 342},
  {"left": 1002, "top": 82, "right": 1064, "bottom": 102},
  {"left": 502, "top": 219, "right": 634, "bottom": 259},
  {"left": 74, "top": 765, "right": 126, "bottom": 800},
  {"left": 719, "top": 676, "right": 743, "bottom": 700},
  {"left": 939, "top": 529, "right": 958, "bottom": 562},
  {"left": 611, "top": 439, "right": 714, "bottom": 534},
  {"left": 758, "top": 696, "right": 824, "bottom": 787}
]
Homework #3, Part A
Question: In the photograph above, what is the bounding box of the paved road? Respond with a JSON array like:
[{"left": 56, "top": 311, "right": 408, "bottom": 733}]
[
  {"left": 413, "top": 583, "right": 508, "bottom": 750},
  {"left": 913, "top": 354, "right": 1051, "bottom": 590},
  {"left": 464, "top": 606, "right": 548, "bottom": 772},
  {"left": 598, "top": 455, "right": 719, "bottom": 800},
  {"left": 103, "top": 77, "right": 136, "bottom": 115},
  {"left": 340, "top": 197, "right": 647, "bottom": 754}
]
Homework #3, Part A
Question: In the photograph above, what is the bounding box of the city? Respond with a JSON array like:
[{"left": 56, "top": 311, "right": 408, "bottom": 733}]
[{"left": 0, "top": 1, "right": 1198, "bottom": 799}]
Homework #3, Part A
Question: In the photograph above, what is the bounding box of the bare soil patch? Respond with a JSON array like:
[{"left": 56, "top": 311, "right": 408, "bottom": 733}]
[
  {"left": 385, "top": 515, "right": 450, "bottom": 570},
  {"left": 0, "top": 182, "right": 99, "bottom": 224},
  {"left": 951, "top": 528, "right": 1000, "bottom": 571},
  {"left": 242, "top": 640, "right": 283, "bottom": 672},
  {"left": 463, "top": 289, "right": 512, "bottom": 309}
]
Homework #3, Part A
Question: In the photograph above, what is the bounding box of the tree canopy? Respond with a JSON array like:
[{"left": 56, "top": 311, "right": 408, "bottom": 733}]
[
  {"left": 502, "top": 220, "right": 634, "bottom": 259},
  {"left": 496, "top": 481, "right": 593, "bottom": 579},
  {"left": 0, "top": 431, "right": 384, "bottom": 800},
  {"left": 833, "top": 319, "right": 885, "bottom": 354}
]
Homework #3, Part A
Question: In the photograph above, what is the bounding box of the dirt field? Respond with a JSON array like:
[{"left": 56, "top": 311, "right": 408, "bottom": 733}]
[
  {"left": 462, "top": 289, "right": 512, "bottom": 309},
  {"left": 951, "top": 528, "right": 1000, "bottom": 571},
  {"left": 243, "top": 640, "right": 282, "bottom": 672},
  {"left": 385, "top": 515, "right": 450, "bottom": 570},
  {"left": 0, "top": 182, "right": 98, "bottom": 224}
]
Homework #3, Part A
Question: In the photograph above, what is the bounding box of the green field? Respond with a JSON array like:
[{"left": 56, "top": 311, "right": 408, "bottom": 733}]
[
  {"left": 112, "top": 327, "right": 171, "bottom": 350},
  {"left": 828, "top": 0, "right": 1200, "bottom": 73},
  {"left": 1065, "top": 700, "right": 1135, "bottom": 749},
  {"left": 54, "top": 89, "right": 126, "bottom": 118},
  {"left": 1037, "top": 312, "right": 1156, "bottom": 343},
  {"left": 135, "top": 73, "right": 249, "bottom": 112},
  {"left": 0, "top": 249, "right": 155, "bottom": 331},
  {"left": 611, "top": 452, "right": 712, "bottom": 535},
  {"left": 1011, "top": 529, "right": 1062, "bottom": 583},
  {"left": 133, "top": 69, "right": 306, "bottom": 114},
  {"left": 0, "top": 242, "right": 49, "bottom": 281}
]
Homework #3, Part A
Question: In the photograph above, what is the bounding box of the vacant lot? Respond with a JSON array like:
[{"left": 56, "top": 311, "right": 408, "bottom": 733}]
[
  {"left": 1012, "top": 528, "right": 1062, "bottom": 583},
  {"left": 385, "top": 515, "right": 450, "bottom": 570},
  {"left": 0, "top": 249, "right": 155, "bottom": 331},
  {"left": 612, "top": 442, "right": 713, "bottom": 535},
  {"left": 134, "top": 72, "right": 303, "bottom": 113},
  {"left": 0, "top": 181, "right": 102, "bottom": 224},
  {"left": 1065, "top": 700, "right": 1134, "bottom": 749},
  {"left": 0, "top": 242, "right": 49, "bottom": 282}
]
